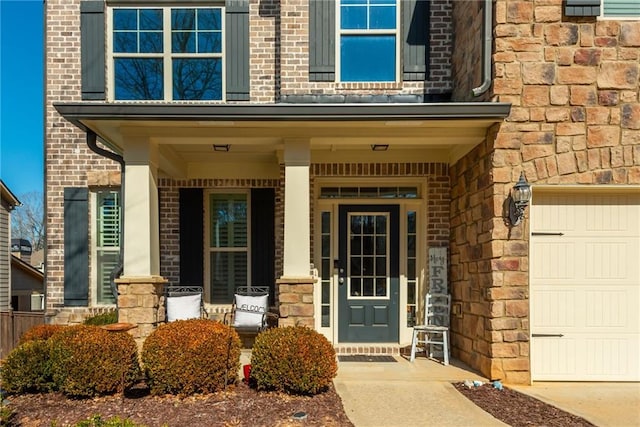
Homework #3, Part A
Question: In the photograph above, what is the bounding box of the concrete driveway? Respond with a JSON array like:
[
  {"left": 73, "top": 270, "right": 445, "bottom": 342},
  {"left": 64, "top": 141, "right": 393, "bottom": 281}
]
[
  {"left": 334, "top": 356, "right": 508, "bottom": 426},
  {"left": 334, "top": 355, "right": 640, "bottom": 427},
  {"left": 512, "top": 382, "right": 640, "bottom": 427}
]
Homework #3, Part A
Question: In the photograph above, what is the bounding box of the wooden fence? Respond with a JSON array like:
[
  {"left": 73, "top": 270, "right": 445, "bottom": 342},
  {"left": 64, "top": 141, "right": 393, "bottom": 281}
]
[{"left": 0, "top": 311, "right": 45, "bottom": 359}]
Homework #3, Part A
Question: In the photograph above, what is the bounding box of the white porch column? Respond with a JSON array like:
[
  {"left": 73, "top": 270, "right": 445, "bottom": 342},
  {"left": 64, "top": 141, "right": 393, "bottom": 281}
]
[
  {"left": 123, "top": 137, "right": 160, "bottom": 276},
  {"left": 282, "top": 139, "right": 311, "bottom": 277}
]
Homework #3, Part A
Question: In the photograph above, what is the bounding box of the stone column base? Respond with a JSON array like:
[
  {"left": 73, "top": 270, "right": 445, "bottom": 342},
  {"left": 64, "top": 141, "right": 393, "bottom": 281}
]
[
  {"left": 276, "top": 276, "right": 317, "bottom": 328},
  {"left": 115, "top": 275, "right": 167, "bottom": 351}
]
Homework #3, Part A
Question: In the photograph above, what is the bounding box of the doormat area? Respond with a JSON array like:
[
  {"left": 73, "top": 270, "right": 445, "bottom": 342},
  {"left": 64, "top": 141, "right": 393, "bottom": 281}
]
[{"left": 338, "top": 355, "right": 397, "bottom": 362}]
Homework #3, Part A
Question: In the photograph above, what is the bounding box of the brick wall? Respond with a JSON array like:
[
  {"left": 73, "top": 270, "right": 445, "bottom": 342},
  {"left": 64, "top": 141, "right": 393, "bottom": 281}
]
[
  {"left": 251, "top": 0, "right": 454, "bottom": 101},
  {"left": 45, "top": 0, "right": 121, "bottom": 321},
  {"left": 450, "top": 0, "right": 640, "bottom": 384}
]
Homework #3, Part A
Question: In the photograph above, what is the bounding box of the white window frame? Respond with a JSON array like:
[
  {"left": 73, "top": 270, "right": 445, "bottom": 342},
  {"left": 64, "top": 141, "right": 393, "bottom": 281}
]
[
  {"left": 90, "top": 190, "right": 120, "bottom": 307},
  {"left": 204, "top": 190, "right": 251, "bottom": 306},
  {"left": 107, "top": 6, "right": 226, "bottom": 102},
  {"left": 335, "top": 0, "right": 401, "bottom": 83}
]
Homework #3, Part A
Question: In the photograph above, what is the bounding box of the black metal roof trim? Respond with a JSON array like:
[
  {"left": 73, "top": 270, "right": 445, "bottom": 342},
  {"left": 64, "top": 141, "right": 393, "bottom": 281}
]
[{"left": 54, "top": 102, "right": 511, "bottom": 126}]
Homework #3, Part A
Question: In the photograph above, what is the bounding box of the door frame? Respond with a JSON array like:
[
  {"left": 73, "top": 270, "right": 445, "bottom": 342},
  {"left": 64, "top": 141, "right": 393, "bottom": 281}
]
[{"left": 313, "top": 178, "right": 427, "bottom": 345}]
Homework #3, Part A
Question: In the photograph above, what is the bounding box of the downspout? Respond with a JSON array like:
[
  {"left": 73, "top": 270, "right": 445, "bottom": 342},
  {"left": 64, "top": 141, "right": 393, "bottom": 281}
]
[
  {"left": 472, "top": 0, "right": 493, "bottom": 97},
  {"left": 86, "top": 131, "right": 125, "bottom": 305}
]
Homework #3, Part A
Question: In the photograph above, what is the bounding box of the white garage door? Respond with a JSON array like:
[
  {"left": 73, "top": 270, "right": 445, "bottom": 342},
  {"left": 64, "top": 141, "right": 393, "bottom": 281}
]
[{"left": 530, "top": 191, "right": 640, "bottom": 381}]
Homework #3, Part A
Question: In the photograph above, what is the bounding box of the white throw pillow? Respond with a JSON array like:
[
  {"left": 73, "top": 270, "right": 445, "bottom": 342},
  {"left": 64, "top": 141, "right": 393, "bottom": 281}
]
[
  {"left": 167, "top": 294, "right": 201, "bottom": 321},
  {"left": 233, "top": 294, "right": 268, "bottom": 328}
]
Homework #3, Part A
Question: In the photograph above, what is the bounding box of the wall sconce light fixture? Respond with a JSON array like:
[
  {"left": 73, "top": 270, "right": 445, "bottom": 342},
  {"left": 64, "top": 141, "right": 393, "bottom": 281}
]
[
  {"left": 371, "top": 144, "right": 389, "bottom": 151},
  {"left": 213, "top": 144, "right": 231, "bottom": 152},
  {"left": 508, "top": 172, "right": 532, "bottom": 226}
]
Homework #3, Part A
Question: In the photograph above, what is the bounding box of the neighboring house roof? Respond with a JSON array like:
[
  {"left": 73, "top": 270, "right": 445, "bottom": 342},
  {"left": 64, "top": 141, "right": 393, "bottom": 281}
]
[
  {"left": 11, "top": 255, "right": 45, "bottom": 282},
  {"left": 0, "top": 180, "right": 20, "bottom": 208}
]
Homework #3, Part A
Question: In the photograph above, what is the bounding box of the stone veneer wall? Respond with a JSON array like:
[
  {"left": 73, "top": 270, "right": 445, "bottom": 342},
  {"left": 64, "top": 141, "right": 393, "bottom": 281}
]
[
  {"left": 450, "top": 0, "right": 640, "bottom": 384},
  {"left": 451, "top": 0, "right": 486, "bottom": 101}
]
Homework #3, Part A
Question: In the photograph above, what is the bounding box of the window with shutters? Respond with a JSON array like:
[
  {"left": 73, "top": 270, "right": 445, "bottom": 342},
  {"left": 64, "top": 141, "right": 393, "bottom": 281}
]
[
  {"left": 338, "top": 0, "right": 399, "bottom": 82},
  {"left": 109, "top": 6, "right": 224, "bottom": 100},
  {"left": 206, "top": 192, "right": 249, "bottom": 303},
  {"left": 92, "top": 190, "right": 120, "bottom": 305}
]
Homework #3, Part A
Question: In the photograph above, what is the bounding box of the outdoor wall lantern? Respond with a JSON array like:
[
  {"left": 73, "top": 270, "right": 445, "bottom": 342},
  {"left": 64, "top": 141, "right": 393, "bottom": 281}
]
[{"left": 508, "top": 172, "right": 531, "bottom": 226}]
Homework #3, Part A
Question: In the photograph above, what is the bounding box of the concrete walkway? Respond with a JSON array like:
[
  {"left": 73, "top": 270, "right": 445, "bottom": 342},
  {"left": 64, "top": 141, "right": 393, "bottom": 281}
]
[
  {"left": 512, "top": 382, "right": 640, "bottom": 427},
  {"left": 333, "top": 356, "right": 508, "bottom": 426}
]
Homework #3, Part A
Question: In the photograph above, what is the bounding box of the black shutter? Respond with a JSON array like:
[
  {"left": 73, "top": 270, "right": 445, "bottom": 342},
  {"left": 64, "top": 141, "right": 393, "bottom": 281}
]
[
  {"left": 403, "top": 0, "right": 429, "bottom": 81},
  {"left": 565, "top": 0, "right": 600, "bottom": 16},
  {"left": 251, "top": 189, "right": 275, "bottom": 303},
  {"left": 64, "top": 188, "right": 89, "bottom": 306},
  {"left": 226, "top": 0, "right": 250, "bottom": 100},
  {"left": 80, "top": 1, "right": 106, "bottom": 100},
  {"left": 179, "top": 189, "right": 204, "bottom": 285},
  {"left": 309, "top": 0, "right": 336, "bottom": 82}
]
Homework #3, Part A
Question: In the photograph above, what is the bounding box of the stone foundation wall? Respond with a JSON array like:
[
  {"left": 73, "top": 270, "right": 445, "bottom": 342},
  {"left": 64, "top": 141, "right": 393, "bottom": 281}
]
[{"left": 276, "top": 279, "right": 315, "bottom": 328}]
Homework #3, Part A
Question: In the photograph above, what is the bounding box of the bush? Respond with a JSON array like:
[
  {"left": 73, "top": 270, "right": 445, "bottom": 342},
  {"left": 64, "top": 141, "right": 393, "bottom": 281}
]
[
  {"left": 250, "top": 326, "right": 337, "bottom": 395},
  {"left": 1, "top": 340, "right": 55, "bottom": 394},
  {"left": 18, "top": 324, "right": 66, "bottom": 345},
  {"left": 49, "top": 325, "right": 140, "bottom": 398},
  {"left": 84, "top": 310, "right": 118, "bottom": 326},
  {"left": 142, "top": 319, "right": 241, "bottom": 396}
]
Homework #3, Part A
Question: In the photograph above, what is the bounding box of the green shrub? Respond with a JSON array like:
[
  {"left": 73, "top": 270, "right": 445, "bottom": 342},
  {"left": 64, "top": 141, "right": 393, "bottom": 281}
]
[
  {"left": 142, "top": 319, "right": 241, "bottom": 396},
  {"left": 18, "top": 324, "right": 66, "bottom": 345},
  {"left": 1, "top": 340, "right": 55, "bottom": 394},
  {"left": 83, "top": 310, "right": 118, "bottom": 326},
  {"left": 250, "top": 326, "right": 337, "bottom": 395},
  {"left": 49, "top": 325, "right": 140, "bottom": 398}
]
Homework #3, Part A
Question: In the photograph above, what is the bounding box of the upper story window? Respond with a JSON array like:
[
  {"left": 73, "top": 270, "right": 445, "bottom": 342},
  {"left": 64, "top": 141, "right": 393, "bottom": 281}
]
[
  {"left": 111, "top": 7, "right": 224, "bottom": 101},
  {"left": 338, "top": 0, "right": 399, "bottom": 82}
]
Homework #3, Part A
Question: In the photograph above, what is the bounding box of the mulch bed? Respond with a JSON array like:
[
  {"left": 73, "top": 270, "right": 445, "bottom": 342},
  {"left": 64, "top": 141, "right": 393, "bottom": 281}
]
[
  {"left": 3, "top": 381, "right": 354, "bottom": 427},
  {"left": 4, "top": 378, "right": 601, "bottom": 427},
  {"left": 453, "top": 382, "right": 596, "bottom": 427}
]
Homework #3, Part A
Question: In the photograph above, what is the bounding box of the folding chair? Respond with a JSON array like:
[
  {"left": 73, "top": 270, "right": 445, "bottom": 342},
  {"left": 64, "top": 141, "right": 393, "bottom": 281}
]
[
  {"left": 165, "top": 285, "right": 207, "bottom": 322},
  {"left": 223, "top": 285, "right": 278, "bottom": 334},
  {"left": 410, "top": 293, "right": 451, "bottom": 365}
]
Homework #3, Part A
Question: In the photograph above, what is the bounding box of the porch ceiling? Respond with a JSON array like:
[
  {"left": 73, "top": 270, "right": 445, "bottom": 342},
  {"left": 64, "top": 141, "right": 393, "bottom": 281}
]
[{"left": 54, "top": 102, "right": 511, "bottom": 178}]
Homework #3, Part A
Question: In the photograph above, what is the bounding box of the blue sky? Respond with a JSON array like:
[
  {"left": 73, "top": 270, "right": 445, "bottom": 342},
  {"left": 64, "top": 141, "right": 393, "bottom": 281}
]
[{"left": 0, "top": 0, "right": 44, "bottom": 198}]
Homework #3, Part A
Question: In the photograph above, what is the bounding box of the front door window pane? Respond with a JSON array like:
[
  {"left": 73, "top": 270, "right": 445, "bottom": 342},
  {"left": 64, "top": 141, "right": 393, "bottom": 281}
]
[{"left": 348, "top": 213, "right": 389, "bottom": 298}]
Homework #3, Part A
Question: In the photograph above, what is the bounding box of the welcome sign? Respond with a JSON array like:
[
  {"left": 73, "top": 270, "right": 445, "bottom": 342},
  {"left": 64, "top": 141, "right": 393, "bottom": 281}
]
[{"left": 428, "top": 247, "right": 447, "bottom": 294}]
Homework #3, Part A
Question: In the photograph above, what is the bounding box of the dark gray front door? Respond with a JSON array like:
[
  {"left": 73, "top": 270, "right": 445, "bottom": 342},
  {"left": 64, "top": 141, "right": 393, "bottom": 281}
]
[{"left": 338, "top": 205, "right": 399, "bottom": 342}]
